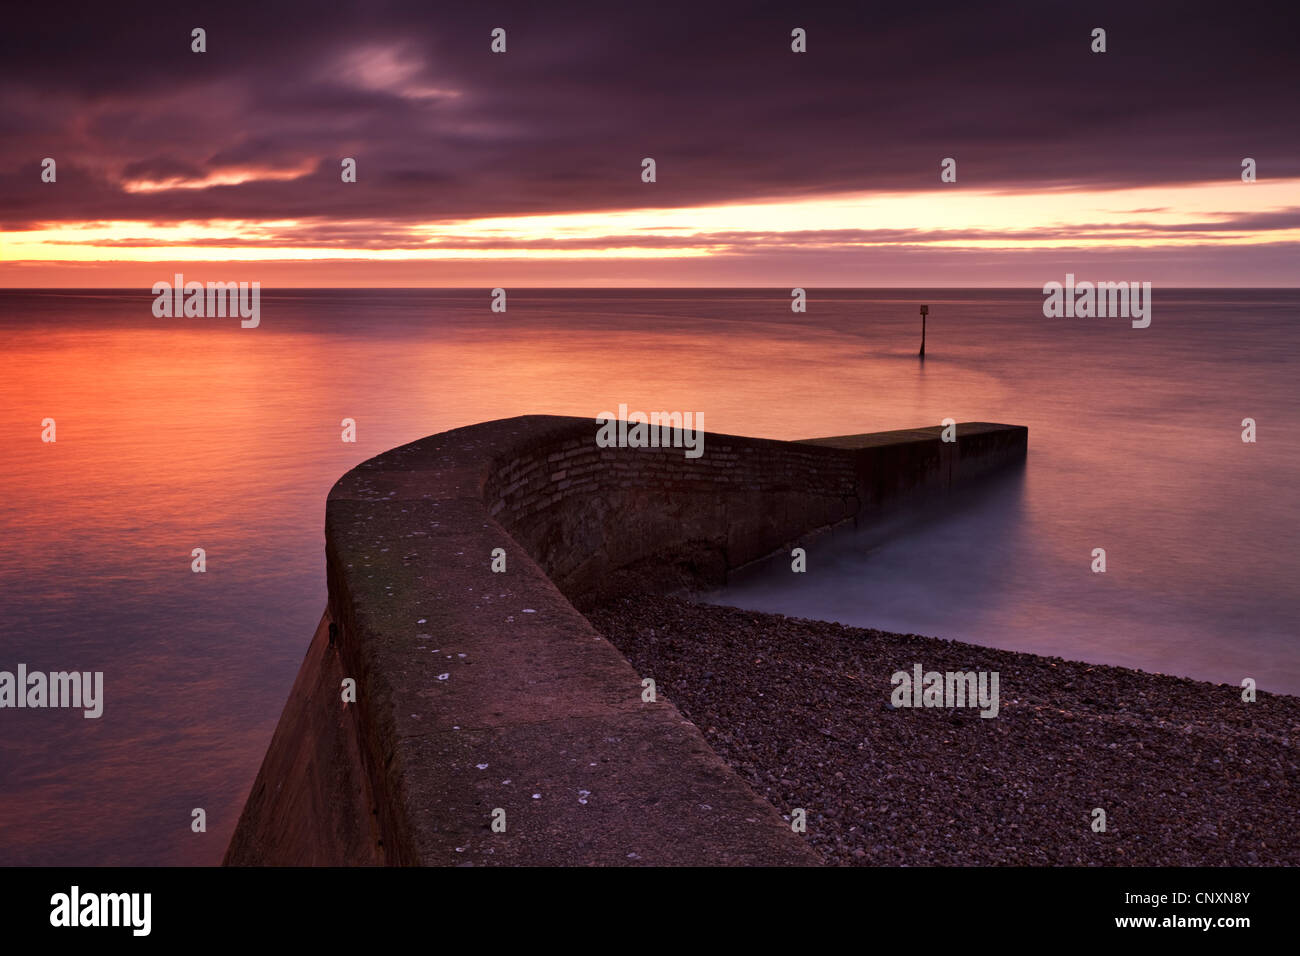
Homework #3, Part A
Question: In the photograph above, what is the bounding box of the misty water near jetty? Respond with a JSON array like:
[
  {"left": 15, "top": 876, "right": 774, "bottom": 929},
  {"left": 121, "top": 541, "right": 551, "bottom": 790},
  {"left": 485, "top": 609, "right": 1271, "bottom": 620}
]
[{"left": 0, "top": 287, "right": 1296, "bottom": 865}]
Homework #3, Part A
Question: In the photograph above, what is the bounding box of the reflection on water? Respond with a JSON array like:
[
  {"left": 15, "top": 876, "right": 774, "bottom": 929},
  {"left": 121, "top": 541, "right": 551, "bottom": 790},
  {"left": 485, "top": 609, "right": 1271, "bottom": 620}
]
[{"left": 0, "top": 288, "right": 1296, "bottom": 864}]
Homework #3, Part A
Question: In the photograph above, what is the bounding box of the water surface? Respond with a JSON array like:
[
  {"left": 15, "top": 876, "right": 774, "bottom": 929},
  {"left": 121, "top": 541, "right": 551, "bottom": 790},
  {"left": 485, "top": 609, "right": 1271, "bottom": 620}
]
[{"left": 0, "top": 288, "right": 1295, "bottom": 864}]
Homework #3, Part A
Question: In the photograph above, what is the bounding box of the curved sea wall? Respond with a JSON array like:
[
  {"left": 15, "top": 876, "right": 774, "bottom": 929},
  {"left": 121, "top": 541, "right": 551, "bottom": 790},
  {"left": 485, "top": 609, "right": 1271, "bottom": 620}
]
[{"left": 224, "top": 415, "right": 1027, "bottom": 866}]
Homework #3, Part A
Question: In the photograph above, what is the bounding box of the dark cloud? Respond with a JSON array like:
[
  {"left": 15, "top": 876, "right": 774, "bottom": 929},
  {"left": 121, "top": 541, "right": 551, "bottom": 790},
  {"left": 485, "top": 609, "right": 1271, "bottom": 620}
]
[
  {"left": 120, "top": 157, "right": 207, "bottom": 180},
  {"left": 0, "top": 0, "right": 1297, "bottom": 228}
]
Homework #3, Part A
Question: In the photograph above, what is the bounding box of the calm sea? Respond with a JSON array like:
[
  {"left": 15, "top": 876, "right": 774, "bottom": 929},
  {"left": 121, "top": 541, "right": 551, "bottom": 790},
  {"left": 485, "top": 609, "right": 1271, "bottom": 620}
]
[{"left": 0, "top": 288, "right": 1296, "bottom": 864}]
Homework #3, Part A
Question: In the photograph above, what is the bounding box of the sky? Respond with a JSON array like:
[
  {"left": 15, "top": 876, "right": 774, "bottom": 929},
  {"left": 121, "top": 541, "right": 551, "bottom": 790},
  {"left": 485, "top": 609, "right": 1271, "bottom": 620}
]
[{"left": 1, "top": 0, "right": 1297, "bottom": 286}]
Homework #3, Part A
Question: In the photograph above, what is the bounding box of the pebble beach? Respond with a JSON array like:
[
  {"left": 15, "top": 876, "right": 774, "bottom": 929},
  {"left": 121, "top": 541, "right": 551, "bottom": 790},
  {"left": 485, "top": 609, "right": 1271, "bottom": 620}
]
[{"left": 588, "top": 595, "right": 1300, "bottom": 866}]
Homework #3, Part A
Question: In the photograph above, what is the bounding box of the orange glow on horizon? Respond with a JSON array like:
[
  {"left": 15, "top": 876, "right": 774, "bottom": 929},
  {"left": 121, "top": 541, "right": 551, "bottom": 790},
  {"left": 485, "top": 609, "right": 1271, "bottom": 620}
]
[{"left": 2, "top": 178, "right": 1296, "bottom": 283}]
